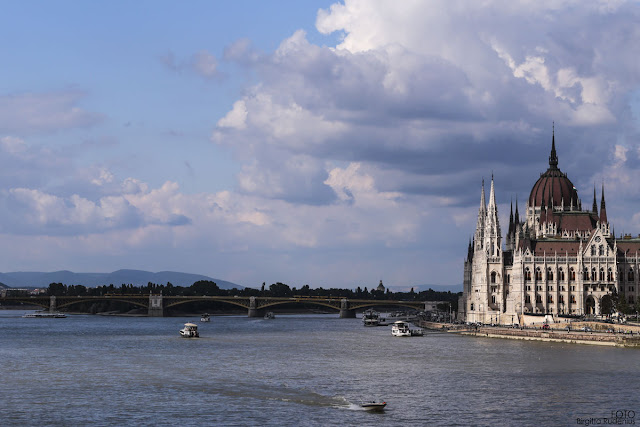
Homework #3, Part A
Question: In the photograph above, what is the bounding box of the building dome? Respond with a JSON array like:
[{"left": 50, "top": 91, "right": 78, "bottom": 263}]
[{"left": 528, "top": 132, "right": 579, "bottom": 208}]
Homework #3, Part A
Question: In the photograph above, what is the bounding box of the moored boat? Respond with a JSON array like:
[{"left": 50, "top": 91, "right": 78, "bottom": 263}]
[
  {"left": 22, "top": 311, "right": 67, "bottom": 318},
  {"left": 362, "top": 309, "right": 380, "bottom": 327},
  {"left": 200, "top": 313, "right": 210, "bottom": 322},
  {"left": 391, "top": 321, "right": 412, "bottom": 337},
  {"left": 179, "top": 323, "right": 199, "bottom": 338},
  {"left": 264, "top": 311, "right": 275, "bottom": 319}
]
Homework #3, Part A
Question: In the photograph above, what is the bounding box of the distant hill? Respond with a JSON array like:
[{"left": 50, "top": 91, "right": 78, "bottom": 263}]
[{"left": 0, "top": 270, "right": 243, "bottom": 290}]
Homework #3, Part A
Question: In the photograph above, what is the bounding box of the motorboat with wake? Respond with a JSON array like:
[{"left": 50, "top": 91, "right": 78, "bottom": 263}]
[
  {"left": 179, "top": 323, "right": 199, "bottom": 338},
  {"left": 361, "top": 401, "right": 387, "bottom": 411}
]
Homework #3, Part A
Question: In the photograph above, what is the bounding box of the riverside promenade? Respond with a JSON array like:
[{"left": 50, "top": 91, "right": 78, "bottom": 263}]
[{"left": 417, "top": 320, "right": 640, "bottom": 348}]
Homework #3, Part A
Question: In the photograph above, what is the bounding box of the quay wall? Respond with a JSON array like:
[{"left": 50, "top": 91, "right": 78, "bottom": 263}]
[{"left": 417, "top": 320, "right": 640, "bottom": 348}]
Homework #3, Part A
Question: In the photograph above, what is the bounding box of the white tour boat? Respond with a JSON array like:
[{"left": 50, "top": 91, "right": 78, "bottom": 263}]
[
  {"left": 179, "top": 323, "right": 199, "bottom": 338},
  {"left": 391, "top": 321, "right": 412, "bottom": 337}
]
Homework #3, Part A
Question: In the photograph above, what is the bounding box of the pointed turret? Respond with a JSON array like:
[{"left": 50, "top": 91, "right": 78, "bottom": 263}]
[
  {"left": 484, "top": 175, "right": 502, "bottom": 256},
  {"left": 600, "top": 183, "right": 608, "bottom": 223},
  {"left": 549, "top": 123, "right": 558, "bottom": 170},
  {"left": 592, "top": 186, "right": 598, "bottom": 215},
  {"left": 514, "top": 197, "right": 520, "bottom": 225}
]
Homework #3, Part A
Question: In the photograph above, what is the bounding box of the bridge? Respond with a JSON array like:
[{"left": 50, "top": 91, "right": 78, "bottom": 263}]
[{"left": 0, "top": 294, "right": 430, "bottom": 318}]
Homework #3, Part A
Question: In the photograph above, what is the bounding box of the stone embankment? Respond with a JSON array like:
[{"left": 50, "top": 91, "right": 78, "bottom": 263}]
[{"left": 416, "top": 321, "right": 640, "bottom": 348}]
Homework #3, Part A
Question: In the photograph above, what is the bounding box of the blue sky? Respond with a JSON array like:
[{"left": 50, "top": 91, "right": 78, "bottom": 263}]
[{"left": 1, "top": 1, "right": 640, "bottom": 290}]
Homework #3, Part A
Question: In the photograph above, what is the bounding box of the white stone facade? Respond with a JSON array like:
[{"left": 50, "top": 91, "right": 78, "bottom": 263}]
[{"left": 459, "top": 134, "right": 640, "bottom": 325}]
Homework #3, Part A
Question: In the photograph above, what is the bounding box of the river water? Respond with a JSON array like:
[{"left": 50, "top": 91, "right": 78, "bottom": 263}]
[{"left": 1, "top": 311, "right": 638, "bottom": 426}]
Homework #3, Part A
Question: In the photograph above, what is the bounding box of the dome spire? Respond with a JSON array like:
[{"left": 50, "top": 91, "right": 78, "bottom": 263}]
[{"left": 549, "top": 122, "right": 558, "bottom": 169}]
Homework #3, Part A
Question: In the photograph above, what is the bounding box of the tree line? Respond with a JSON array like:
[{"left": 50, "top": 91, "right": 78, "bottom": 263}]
[{"left": 46, "top": 281, "right": 460, "bottom": 307}]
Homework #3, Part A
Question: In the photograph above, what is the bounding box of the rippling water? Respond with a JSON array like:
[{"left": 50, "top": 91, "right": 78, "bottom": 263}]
[{"left": 1, "top": 311, "right": 638, "bottom": 426}]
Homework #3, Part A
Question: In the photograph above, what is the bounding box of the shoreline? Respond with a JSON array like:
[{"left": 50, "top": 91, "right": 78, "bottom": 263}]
[{"left": 417, "top": 321, "right": 640, "bottom": 348}]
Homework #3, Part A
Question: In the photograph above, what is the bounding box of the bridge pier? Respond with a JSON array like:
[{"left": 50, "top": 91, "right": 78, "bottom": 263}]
[
  {"left": 339, "top": 298, "right": 356, "bottom": 318},
  {"left": 49, "top": 296, "right": 56, "bottom": 313},
  {"left": 148, "top": 294, "right": 164, "bottom": 317},
  {"left": 248, "top": 296, "right": 260, "bottom": 317}
]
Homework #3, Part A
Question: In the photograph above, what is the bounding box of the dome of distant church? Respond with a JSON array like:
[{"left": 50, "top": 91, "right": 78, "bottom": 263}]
[{"left": 528, "top": 133, "right": 579, "bottom": 208}]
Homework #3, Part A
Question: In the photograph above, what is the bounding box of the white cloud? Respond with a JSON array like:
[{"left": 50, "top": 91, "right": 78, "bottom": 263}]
[{"left": 0, "top": 91, "right": 102, "bottom": 134}]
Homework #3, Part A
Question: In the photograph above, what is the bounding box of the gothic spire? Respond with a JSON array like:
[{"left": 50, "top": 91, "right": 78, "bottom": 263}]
[
  {"left": 549, "top": 122, "right": 558, "bottom": 169},
  {"left": 514, "top": 197, "right": 520, "bottom": 225},
  {"left": 600, "top": 182, "right": 608, "bottom": 223},
  {"left": 592, "top": 185, "right": 598, "bottom": 214}
]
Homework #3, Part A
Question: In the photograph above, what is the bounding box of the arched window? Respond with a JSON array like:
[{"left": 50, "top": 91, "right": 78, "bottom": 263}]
[
  {"left": 569, "top": 268, "right": 575, "bottom": 281},
  {"left": 491, "top": 295, "right": 496, "bottom": 304},
  {"left": 470, "top": 303, "right": 474, "bottom": 311},
  {"left": 491, "top": 271, "right": 497, "bottom": 284},
  {"left": 558, "top": 268, "right": 565, "bottom": 281},
  {"left": 536, "top": 267, "right": 542, "bottom": 281},
  {"left": 591, "top": 268, "right": 596, "bottom": 281},
  {"left": 629, "top": 268, "right": 634, "bottom": 282},
  {"left": 607, "top": 268, "right": 613, "bottom": 281},
  {"left": 599, "top": 268, "right": 605, "bottom": 281},
  {"left": 559, "top": 295, "right": 564, "bottom": 304},
  {"left": 583, "top": 267, "right": 589, "bottom": 281},
  {"left": 525, "top": 268, "right": 531, "bottom": 281},
  {"left": 599, "top": 245, "right": 604, "bottom": 256},
  {"left": 591, "top": 246, "right": 596, "bottom": 256},
  {"left": 547, "top": 268, "right": 554, "bottom": 281}
]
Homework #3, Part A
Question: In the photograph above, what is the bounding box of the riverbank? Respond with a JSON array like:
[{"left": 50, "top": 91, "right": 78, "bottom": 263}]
[{"left": 417, "top": 321, "right": 640, "bottom": 348}]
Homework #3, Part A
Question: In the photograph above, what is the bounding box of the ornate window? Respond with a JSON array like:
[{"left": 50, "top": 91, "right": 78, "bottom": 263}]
[
  {"left": 559, "top": 268, "right": 565, "bottom": 281},
  {"left": 583, "top": 267, "right": 589, "bottom": 281},
  {"left": 491, "top": 295, "right": 496, "bottom": 304},
  {"left": 525, "top": 268, "right": 531, "bottom": 281},
  {"left": 536, "top": 295, "right": 542, "bottom": 303},
  {"left": 491, "top": 271, "right": 497, "bottom": 284},
  {"left": 607, "top": 268, "right": 613, "bottom": 281},
  {"left": 536, "top": 267, "right": 542, "bottom": 281},
  {"left": 629, "top": 268, "right": 634, "bottom": 282},
  {"left": 591, "top": 268, "right": 596, "bottom": 281},
  {"left": 599, "top": 245, "right": 604, "bottom": 256},
  {"left": 591, "top": 246, "right": 596, "bottom": 256},
  {"left": 547, "top": 268, "right": 554, "bottom": 281},
  {"left": 599, "top": 268, "right": 605, "bottom": 281},
  {"left": 569, "top": 268, "right": 575, "bottom": 281}
]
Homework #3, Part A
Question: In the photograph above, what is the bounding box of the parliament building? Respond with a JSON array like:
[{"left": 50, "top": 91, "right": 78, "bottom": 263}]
[{"left": 460, "top": 131, "right": 639, "bottom": 325}]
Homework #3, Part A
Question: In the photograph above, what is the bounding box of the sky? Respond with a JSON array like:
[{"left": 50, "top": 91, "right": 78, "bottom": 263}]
[{"left": 1, "top": 0, "right": 640, "bottom": 291}]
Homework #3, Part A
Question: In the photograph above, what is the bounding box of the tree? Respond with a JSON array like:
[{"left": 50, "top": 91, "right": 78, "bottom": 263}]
[
  {"left": 48, "top": 283, "right": 66, "bottom": 296},
  {"left": 191, "top": 280, "right": 220, "bottom": 296}
]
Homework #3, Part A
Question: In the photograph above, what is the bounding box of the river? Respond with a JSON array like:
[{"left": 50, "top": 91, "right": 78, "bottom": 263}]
[{"left": 0, "top": 311, "right": 638, "bottom": 426}]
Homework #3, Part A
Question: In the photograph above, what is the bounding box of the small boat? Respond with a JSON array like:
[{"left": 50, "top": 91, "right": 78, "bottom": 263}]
[
  {"left": 22, "top": 311, "right": 66, "bottom": 318},
  {"left": 179, "top": 323, "right": 199, "bottom": 338},
  {"left": 391, "top": 321, "right": 412, "bottom": 337},
  {"left": 264, "top": 311, "right": 275, "bottom": 319},
  {"left": 362, "top": 309, "right": 380, "bottom": 327},
  {"left": 200, "top": 313, "right": 210, "bottom": 322},
  {"left": 361, "top": 401, "right": 386, "bottom": 411}
]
